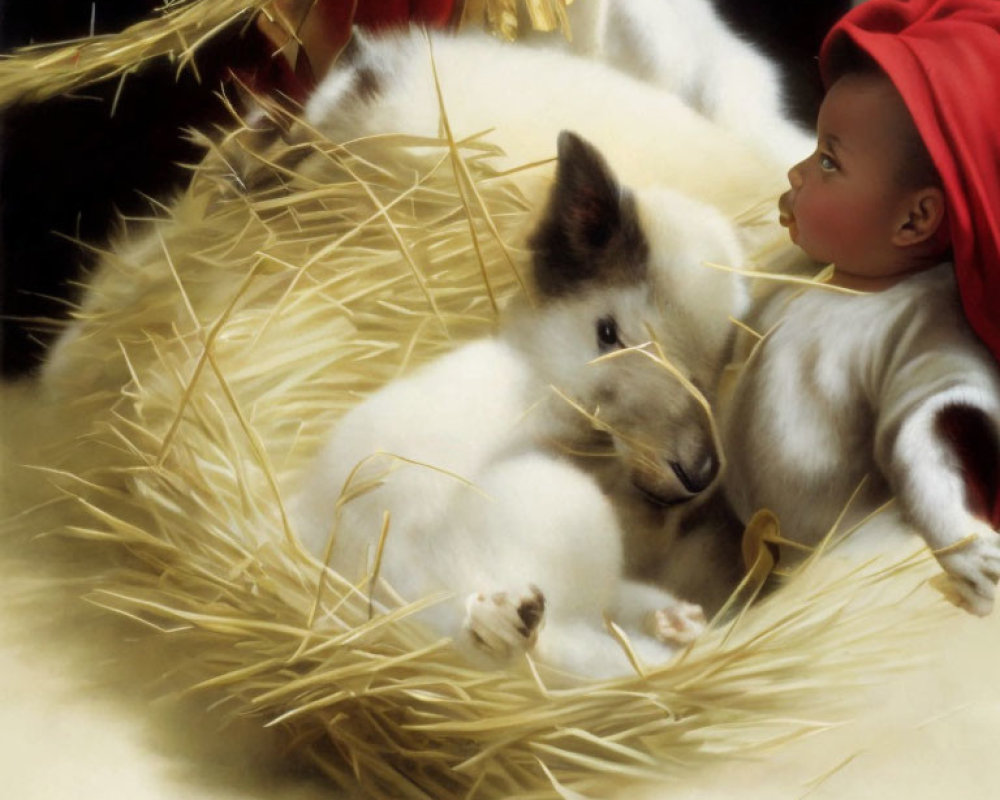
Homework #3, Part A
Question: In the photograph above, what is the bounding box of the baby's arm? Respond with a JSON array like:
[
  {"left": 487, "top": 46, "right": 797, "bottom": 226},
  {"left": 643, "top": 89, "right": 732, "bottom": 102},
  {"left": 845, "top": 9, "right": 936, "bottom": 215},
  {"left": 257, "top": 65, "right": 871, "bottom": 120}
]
[{"left": 875, "top": 346, "right": 1000, "bottom": 615}]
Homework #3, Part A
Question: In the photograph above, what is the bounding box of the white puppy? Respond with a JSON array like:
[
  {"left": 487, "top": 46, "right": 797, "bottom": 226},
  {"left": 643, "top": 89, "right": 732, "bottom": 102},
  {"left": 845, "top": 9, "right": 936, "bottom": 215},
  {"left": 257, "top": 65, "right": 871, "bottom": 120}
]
[{"left": 291, "top": 132, "right": 747, "bottom": 679}]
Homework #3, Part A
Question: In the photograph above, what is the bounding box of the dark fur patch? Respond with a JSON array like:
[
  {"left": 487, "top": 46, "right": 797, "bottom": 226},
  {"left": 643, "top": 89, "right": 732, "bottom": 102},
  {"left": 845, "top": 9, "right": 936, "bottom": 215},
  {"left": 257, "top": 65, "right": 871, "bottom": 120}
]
[
  {"left": 352, "top": 66, "right": 382, "bottom": 103},
  {"left": 227, "top": 122, "right": 319, "bottom": 195},
  {"left": 935, "top": 403, "right": 1000, "bottom": 523},
  {"left": 337, "top": 35, "right": 382, "bottom": 104},
  {"left": 516, "top": 586, "right": 546, "bottom": 634},
  {"left": 529, "top": 131, "right": 648, "bottom": 298}
]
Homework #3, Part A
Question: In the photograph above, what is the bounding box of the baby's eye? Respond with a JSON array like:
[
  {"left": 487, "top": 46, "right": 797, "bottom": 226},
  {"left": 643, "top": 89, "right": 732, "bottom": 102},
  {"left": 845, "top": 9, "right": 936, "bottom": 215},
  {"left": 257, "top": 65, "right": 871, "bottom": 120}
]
[{"left": 818, "top": 153, "right": 838, "bottom": 172}]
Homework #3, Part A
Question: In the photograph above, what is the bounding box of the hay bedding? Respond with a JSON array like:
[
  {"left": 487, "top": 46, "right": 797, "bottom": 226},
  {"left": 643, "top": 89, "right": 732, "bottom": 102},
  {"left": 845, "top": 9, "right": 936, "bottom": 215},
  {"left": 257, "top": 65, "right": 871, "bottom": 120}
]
[{"left": 0, "top": 4, "right": 962, "bottom": 799}]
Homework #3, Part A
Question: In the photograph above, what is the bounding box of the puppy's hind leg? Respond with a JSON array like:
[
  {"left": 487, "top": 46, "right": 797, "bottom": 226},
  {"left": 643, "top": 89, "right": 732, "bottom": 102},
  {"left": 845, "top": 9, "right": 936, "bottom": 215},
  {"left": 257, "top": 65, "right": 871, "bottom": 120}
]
[{"left": 443, "top": 452, "right": 624, "bottom": 670}]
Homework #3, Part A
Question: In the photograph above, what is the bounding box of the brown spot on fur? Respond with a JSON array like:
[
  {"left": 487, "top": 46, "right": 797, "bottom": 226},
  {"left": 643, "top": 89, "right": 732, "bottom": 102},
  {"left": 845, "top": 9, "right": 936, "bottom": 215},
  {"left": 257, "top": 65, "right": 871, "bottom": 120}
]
[
  {"left": 516, "top": 586, "right": 546, "bottom": 634},
  {"left": 352, "top": 66, "right": 381, "bottom": 102},
  {"left": 596, "top": 383, "right": 618, "bottom": 404},
  {"left": 220, "top": 119, "right": 319, "bottom": 196}
]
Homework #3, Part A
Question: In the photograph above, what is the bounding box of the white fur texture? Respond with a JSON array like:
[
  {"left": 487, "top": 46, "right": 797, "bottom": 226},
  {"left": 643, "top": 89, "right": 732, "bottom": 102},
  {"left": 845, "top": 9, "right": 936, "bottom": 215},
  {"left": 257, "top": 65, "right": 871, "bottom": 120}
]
[
  {"left": 529, "top": 0, "right": 814, "bottom": 166},
  {"left": 304, "top": 24, "right": 795, "bottom": 248}
]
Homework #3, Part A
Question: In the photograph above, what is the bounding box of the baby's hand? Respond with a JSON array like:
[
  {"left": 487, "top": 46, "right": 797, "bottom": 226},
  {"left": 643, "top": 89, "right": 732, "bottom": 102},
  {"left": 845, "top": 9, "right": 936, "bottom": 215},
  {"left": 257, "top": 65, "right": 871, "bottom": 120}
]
[{"left": 934, "top": 522, "right": 1000, "bottom": 616}]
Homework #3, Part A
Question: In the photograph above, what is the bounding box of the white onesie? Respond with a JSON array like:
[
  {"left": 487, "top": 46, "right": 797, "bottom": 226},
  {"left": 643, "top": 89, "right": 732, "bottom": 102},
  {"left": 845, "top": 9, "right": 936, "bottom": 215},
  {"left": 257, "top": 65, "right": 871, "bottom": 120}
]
[{"left": 720, "top": 263, "right": 1000, "bottom": 613}]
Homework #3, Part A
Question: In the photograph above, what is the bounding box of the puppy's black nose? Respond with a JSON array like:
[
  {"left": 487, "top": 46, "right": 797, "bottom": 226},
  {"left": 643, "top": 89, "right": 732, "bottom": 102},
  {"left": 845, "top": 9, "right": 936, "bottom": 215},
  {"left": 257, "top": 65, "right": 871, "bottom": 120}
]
[{"left": 670, "top": 454, "right": 718, "bottom": 494}]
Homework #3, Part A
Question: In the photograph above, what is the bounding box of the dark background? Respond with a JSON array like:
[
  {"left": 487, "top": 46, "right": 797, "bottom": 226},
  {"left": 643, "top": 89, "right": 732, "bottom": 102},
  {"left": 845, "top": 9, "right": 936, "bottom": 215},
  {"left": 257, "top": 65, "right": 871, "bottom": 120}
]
[{"left": 0, "top": 0, "right": 850, "bottom": 377}]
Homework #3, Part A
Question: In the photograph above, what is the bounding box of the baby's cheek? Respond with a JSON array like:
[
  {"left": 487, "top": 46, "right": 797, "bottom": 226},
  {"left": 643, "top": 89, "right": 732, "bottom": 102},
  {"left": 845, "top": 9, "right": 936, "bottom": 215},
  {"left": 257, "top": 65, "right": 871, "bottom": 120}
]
[{"left": 795, "top": 195, "right": 845, "bottom": 257}]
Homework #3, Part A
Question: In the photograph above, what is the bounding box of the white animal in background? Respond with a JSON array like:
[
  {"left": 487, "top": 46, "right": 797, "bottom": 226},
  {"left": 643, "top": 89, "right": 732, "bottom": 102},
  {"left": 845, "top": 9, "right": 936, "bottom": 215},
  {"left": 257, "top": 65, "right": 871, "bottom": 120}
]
[
  {"left": 290, "top": 132, "right": 747, "bottom": 679},
  {"left": 304, "top": 21, "right": 798, "bottom": 256},
  {"left": 43, "top": 3, "right": 805, "bottom": 397},
  {"left": 526, "top": 0, "right": 814, "bottom": 167}
]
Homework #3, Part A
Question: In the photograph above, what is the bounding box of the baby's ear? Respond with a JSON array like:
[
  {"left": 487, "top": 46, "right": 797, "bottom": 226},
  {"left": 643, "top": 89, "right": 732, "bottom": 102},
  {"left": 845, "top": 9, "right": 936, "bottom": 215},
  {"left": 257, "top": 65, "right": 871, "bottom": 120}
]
[
  {"left": 528, "top": 131, "right": 646, "bottom": 298},
  {"left": 894, "top": 186, "right": 947, "bottom": 249}
]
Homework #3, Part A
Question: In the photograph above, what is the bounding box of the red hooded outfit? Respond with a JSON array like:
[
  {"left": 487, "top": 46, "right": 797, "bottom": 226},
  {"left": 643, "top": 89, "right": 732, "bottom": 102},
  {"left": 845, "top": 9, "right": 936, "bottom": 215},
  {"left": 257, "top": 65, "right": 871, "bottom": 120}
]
[
  {"left": 820, "top": 0, "right": 1000, "bottom": 525},
  {"left": 820, "top": 0, "right": 1000, "bottom": 368}
]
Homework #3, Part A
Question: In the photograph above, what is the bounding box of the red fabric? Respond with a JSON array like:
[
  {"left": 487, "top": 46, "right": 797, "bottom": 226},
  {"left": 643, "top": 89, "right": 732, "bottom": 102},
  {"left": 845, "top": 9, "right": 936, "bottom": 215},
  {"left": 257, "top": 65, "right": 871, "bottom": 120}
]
[
  {"left": 820, "top": 1, "right": 1000, "bottom": 366},
  {"left": 245, "top": 0, "right": 456, "bottom": 100},
  {"left": 819, "top": 0, "right": 1000, "bottom": 527},
  {"left": 354, "top": 0, "right": 456, "bottom": 28}
]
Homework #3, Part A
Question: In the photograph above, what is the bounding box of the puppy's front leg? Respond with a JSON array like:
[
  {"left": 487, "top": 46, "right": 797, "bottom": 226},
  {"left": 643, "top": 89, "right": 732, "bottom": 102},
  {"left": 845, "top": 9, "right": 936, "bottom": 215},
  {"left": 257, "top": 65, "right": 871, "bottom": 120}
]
[
  {"left": 613, "top": 580, "right": 706, "bottom": 647},
  {"left": 462, "top": 585, "right": 546, "bottom": 661}
]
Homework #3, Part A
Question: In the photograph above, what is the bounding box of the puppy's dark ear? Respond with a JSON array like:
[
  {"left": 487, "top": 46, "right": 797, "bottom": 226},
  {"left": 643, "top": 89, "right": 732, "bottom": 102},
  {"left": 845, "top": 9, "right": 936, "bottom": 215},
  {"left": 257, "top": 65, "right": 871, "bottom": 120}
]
[{"left": 529, "top": 131, "right": 646, "bottom": 297}]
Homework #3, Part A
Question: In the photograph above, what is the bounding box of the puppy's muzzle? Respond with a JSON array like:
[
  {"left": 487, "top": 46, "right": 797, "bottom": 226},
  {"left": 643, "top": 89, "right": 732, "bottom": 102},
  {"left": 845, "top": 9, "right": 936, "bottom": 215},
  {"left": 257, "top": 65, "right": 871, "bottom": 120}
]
[{"left": 631, "top": 451, "right": 718, "bottom": 507}]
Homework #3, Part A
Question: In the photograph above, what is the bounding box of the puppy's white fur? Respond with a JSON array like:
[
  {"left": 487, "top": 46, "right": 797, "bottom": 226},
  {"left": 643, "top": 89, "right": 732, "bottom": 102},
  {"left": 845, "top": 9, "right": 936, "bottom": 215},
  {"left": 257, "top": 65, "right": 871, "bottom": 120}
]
[{"left": 291, "top": 134, "right": 745, "bottom": 679}]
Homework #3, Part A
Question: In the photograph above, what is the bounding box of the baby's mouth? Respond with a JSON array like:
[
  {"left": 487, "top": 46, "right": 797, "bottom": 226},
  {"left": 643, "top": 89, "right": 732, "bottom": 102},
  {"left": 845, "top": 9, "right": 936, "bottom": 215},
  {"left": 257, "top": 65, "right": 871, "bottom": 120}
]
[{"left": 777, "top": 191, "right": 794, "bottom": 228}]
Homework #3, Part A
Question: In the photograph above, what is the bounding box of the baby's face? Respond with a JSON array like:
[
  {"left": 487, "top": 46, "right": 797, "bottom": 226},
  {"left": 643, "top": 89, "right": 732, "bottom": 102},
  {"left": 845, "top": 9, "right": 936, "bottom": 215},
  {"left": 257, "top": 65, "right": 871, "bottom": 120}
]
[{"left": 778, "top": 73, "right": 918, "bottom": 284}]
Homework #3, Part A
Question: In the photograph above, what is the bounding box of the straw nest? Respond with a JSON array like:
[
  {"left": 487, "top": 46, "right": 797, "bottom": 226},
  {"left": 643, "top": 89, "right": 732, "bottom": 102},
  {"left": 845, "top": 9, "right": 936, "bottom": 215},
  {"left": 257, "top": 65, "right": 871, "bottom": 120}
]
[
  {"left": 13, "top": 78, "right": 961, "bottom": 797},
  {"left": 0, "top": 0, "right": 573, "bottom": 108},
  {"left": 2, "top": 8, "right": 960, "bottom": 798}
]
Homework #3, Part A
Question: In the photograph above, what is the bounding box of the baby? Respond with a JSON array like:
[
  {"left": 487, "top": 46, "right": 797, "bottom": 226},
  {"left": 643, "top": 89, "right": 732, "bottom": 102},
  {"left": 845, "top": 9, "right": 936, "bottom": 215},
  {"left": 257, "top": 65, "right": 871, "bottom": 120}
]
[{"left": 721, "top": 0, "right": 1000, "bottom": 614}]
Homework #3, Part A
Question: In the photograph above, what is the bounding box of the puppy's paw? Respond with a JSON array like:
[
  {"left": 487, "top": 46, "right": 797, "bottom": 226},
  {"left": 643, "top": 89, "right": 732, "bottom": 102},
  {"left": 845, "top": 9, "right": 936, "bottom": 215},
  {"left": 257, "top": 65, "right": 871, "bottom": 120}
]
[
  {"left": 462, "top": 585, "right": 545, "bottom": 660},
  {"left": 935, "top": 524, "right": 1000, "bottom": 616},
  {"left": 649, "top": 601, "right": 706, "bottom": 646}
]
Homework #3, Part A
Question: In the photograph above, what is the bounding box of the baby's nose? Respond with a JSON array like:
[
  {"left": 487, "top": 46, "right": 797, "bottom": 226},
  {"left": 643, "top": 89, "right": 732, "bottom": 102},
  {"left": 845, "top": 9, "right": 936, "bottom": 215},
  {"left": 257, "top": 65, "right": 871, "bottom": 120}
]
[{"left": 787, "top": 160, "right": 805, "bottom": 189}]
